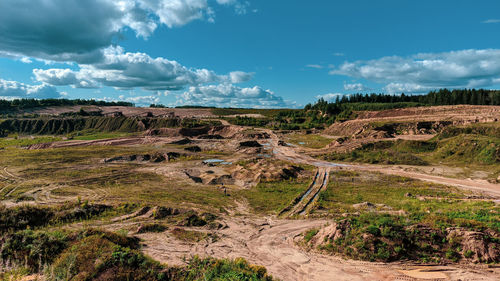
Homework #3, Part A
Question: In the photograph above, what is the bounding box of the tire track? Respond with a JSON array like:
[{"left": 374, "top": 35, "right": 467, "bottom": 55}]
[
  {"left": 298, "top": 169, "right": 329, "bottom": 215},
  {"left": 279, "top": 168, "right": 330, "bottom": 217}
]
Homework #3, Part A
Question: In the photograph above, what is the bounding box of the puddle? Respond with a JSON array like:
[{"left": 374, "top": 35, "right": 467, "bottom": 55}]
[
  {"left": 298, "top": 142, "right": 306, "bottom": 145},
  {"left": 203, "top": 159, "right": 225, "bottom": 164},
  {"left": 257, "top": 154, "right": 271, "bottom": 158},
  {"left": 203, "top": 159, "right": 232, "bottom": 165}
]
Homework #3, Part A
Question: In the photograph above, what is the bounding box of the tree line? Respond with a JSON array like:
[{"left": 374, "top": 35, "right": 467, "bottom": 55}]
[
  {"left": 305, "top": 89, "right": 500, "bottom": 113},
  {"left": 0, "top": 98, "right": 134, "bottom": 112}
]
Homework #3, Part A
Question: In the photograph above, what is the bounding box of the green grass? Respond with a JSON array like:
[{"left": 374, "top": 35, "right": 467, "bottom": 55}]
[
  {"left": 0, "top": 135, "right": 62, "bottom": 148},
  {"left": 316, "top": 171, "right": 500, "bottom": 231},
  {"left": 307, "top": 170, "right": 500, "bottom": 263},
  {"left": 320, "top": 126, "right": 500, "bottom": 169},
  {"left": 321, "top": 141, "right": 429, "bottom": 165},
  {"left": 69, "top": 130, "right": 136, "bottom": 140},
  {"left": 0, "top": 145, "right": 234, "bottom": 210},
  {"left": 238, "top": 179, "right": 310, "bottom": 214},
  {"left": 286, "top": 134, "right": 333, "bottom": 149}
]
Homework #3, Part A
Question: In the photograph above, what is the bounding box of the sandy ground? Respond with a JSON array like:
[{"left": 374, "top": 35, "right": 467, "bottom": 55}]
[
  {"left": 4, "top": 115, "right": 500, "bottom": 280},
  {"left": 354, "top": 105, "right": 500, "bottom": 122},
  {"left": 129, "top": 205, "right": 499, "bottom": 281}
]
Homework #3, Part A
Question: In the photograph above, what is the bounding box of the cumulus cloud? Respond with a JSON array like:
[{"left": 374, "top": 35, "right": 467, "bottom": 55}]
[
  {"left": 34, "top": 46, "right": 253, "bottom": 91},
  {"left": 0, "top": 0, "right": 249, "bottom": 63},
  {"left": 330, "top": 49, "right": 500, "bottom": 93},
  {"left": 229, "top": 71, "right": 254, "bottom": 83},
  {"left": 0, "top": 79, "right": 61, "bottom": 99},
  {"left": 315, "top": 93, "right": 345, "bottom": 102},
  {"left": 178, "top": 84, "right": 290, "bottom": 108},
  {"left": 343, "top": 83, "right": 370, "bottom": 92},
  {"left": 33, "top": 68, "right": 99, "bottom": 89}
]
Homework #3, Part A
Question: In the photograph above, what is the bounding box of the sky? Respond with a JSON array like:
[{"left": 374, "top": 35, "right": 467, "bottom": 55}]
[{"left": 1, "top": 0, "right": 500, "bottom": 108}]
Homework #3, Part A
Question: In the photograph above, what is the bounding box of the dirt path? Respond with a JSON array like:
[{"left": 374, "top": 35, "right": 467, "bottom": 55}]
[
  {"left": 265, "top": 130, "right": 500, "bottom": 199},
  {"left": 136, "top": 212, "right": 499, "bottom": 281}
]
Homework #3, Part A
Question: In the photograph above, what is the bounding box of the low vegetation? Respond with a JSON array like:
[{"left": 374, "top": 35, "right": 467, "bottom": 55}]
[
  {"left": 320, "top": 124, "right": 500, "bottom": 169},
  {"left": 0, "top": 228, "right": 274, "bottom": 281},
  {"left": 238, "top": 179, "right": 310, "bottom": 214},
  {"left": 0, "top": 202, "right": 118, "bottom": 233},
  {"left": 285, "top": 134, "right": 333, "bottom": 149},
  {"left": 303, "top": 170, "right": 500, "bottom": 263}
]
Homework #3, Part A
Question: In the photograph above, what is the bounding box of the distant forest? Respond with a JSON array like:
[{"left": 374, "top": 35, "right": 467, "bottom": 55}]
[
  {"left": 1, "top": 89, "right": 500, "bottom": 115},
  {"left": 266, "top": 89, "right": 500, "bottom": 130},
  {"left": 305, "top": 89, "right": 500, "bottom": 116},
  {"left": 0, "top": 99, "right": 134, "bottom": 112}
]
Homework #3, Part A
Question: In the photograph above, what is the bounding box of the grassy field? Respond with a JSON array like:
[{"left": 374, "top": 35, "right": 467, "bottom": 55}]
[
  {"left": 285, "top": 133, "right": 333, "bottom": 149},
  {"left": 237, "top": 179, "right": 311, "bottom": 214},
  {"left": 320, "top": 123, "right": 500, "bottom": 180},
  {"left": 315, "top": 170, "right": 499, "bottom": 231},
  {"left": 0, "top": 145, "right": 233, "bottom": 210}
]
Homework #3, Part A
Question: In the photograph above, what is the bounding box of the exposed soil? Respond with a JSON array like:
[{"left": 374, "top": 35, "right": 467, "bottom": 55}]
[
  {"left": 132, "top": 205, "right": 500, "bottom": 281},
  {"left": 3, "top": 107, "right": 500, "bottom": 280},
  {"left": 29, "top": 105, "right": 215, "bottom": 118}
]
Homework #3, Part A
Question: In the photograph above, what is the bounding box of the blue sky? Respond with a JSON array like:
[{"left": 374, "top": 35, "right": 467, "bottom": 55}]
[{"left": 1, "top": 0, "right": 500, "bottom": 107}]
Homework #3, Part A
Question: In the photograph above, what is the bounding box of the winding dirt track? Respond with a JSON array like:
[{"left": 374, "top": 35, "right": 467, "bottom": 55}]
[
  {"left": 136, "top": 210, "right": 500, "bottom": 281},
  {"left": 266, "top": 130, "right": 500, "bottom": 198}
]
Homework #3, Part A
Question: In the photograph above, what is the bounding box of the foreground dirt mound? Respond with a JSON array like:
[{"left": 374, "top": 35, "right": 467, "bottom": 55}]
[
  {"left": 308, "top": 219, "right": 500, "bottom": 263},
  {"left": 231, "top": 159, "right": 306, "bottom": 187},
  {"left": 447, "top": 228, "right": 500, "bottom": 263}
]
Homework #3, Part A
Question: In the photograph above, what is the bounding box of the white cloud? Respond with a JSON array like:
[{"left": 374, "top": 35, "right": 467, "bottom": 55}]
[
  {"left": 482, "top": 19, "right": 500, "bottom": 24},
  {"left": 34, "top": 46, "right": 253, "bottom": 91},
  {"left": 315, "top": 93, "right": 345, "bottom": 102},
  {"left": 330, "top": 49, "right": 500, "bottom": 93},
  {"left": 0, "top": 79, "right": 61, "bottom": 99},
  {"left": 20, "top": 57, "right": 32, "bottom": 64},
  {"left": 383, "top": 83, "right": 433, "bottom": 94},
  {"left": 229, "top": 71, "right": 254, "bottom": 83},
  {"left": 306, "top": 64, "right": 324, "bottom": 69},
  {"left": 343, "top": 83, "right": 370, "bottom": 92},
  {"left": 33, "top": 68, "right": 98, "bottom": 89},
  {"left": 178, "top": 84, "right": 291, "bottom": 108},
  {"left": 216, "top": 0, "right": 250, "bottom": 14},
  {"left": 0, "top": 0, "right": 249, "bottom": 63}
]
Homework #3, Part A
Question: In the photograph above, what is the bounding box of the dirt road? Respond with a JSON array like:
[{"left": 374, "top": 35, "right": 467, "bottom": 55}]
[
  {"left": 135, "top": 211, "right": 499, "bottom": 281},
  {"left": 266, "top": 130, "right": 500, "bottom": 198}
]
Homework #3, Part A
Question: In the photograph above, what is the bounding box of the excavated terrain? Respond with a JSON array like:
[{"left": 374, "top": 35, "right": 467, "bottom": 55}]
[{"left": 1, "top": 105, "right": 500, "bottom": 280}]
